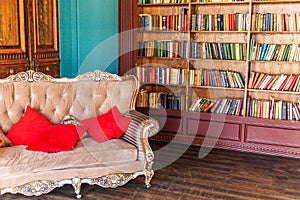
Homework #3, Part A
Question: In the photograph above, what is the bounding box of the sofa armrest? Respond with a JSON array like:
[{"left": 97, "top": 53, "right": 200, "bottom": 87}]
[{"left": 122, "top": 110, "right": 159, "bottom": 162}]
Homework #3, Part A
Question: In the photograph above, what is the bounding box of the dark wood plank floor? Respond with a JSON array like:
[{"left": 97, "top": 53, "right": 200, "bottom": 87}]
[{"left": 2, "top": 141, "right": 300, "bottom": 200}]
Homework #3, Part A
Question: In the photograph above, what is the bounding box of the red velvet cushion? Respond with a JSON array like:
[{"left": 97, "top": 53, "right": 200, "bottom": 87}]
[
  {"left": 26, "top": 124, "right": 86, "bottom": 153},
  {"left": 80, "top": 106, "right": 132, "bottom": 143},
  {"left": 7, "top": 106, "right": 53, "bottom": 145}
]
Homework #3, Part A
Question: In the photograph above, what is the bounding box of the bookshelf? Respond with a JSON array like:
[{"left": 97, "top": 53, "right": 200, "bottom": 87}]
[{"left": 132, "top": 0, "right": 300, "bottom": 158}]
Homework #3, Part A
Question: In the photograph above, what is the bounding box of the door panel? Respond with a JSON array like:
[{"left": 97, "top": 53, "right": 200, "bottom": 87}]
[
  {"left": 33, "top": 0, "right": 60, "bottom": 77},
  {"left": 0, "top": 0, "right": 27, "bottom": 68}
]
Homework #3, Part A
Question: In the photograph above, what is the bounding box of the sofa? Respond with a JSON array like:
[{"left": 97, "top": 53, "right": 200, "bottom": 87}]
[{"left": 0, "top": 70, "right": 159, "bottom": 198}]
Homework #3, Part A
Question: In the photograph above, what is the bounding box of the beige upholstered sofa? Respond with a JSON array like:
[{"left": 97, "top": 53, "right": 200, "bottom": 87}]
[{"left": 0, "top": 70, "right": 159, "bottom": 198}]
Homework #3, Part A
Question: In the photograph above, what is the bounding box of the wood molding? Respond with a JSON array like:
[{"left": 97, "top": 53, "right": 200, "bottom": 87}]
[{"left": 118, "top": 0, "right": 137, "bottom": 76}]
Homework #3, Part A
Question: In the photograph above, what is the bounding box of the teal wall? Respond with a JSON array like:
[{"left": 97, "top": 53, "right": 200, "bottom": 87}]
[{"left": 59, "top": 0, "right": 118, "bottom": 78}]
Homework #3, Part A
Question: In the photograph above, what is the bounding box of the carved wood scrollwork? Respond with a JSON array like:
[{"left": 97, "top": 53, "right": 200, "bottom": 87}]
[
  {"left": 9, "top": 180, "right": 68, "bottom": 196},
  {"left": 75, "top": 70, "right": 121, "bottom": 81},
  {"left": 0, "top": 173, "right": 143, "bottom": 198},
  {"left": 83, "top": 173, "right": 137, "bottom": 188},
  {"left": 5, "top": 70, "right": 53, "bottom": 82}
]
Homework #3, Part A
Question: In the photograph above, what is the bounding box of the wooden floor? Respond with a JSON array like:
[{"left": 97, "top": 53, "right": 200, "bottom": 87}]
[{"left": 2, "top": 141, "right": 300, "bottom": 200}]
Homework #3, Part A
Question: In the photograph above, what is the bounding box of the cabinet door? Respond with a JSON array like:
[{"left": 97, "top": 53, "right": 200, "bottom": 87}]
[
  {"left": 32, "top": 0, "right": 60, "bottom": 77},
  {"left": 0, "top": 0, "right": 28, "bottom": 77}
]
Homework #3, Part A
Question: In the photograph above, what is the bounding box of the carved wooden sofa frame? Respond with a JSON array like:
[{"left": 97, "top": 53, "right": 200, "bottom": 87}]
[{"left": 0, "top": 70, "right": 159, "bottom": 198}]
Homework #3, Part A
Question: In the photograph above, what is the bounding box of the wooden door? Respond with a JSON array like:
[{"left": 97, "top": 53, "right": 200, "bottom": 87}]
[
  {"left": 0, "top": 0, "right": 28, "bottom": 78},
  {"left": 0, "top": 0, "right": 60, "bottom": 78},
  {"left": 31, "top": 0, "right": 60, "bottom": 77}
]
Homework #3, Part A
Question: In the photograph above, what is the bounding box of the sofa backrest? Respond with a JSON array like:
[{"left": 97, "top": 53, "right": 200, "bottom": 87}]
[{"left": 0, "top": 70, "right": 138, "bottom": 133}]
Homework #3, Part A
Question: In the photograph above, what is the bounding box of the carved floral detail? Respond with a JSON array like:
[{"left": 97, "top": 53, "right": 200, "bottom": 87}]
[
  {"left": 10, "top": 180, "right": 67, "bottom": 196},
  {"left": 75, "top": 70, "right": 121, "bottom": 81},
  {"left": 5, "top": 70, "right": 53, "bottom": 82},
  {"left": 83, "top": 173, "right": 136, "bottom": 188}
]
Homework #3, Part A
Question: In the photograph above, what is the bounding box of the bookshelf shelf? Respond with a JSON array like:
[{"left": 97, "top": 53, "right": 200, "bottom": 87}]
[
  {"left": 251, "top": 31, "right": 300, "bottom": 34},
  {"left": 140, "top": 30, "right": 190, "bottom": 33},
  {"left": 191, "top": 2, "right": 250, "bottom": 5},
  {"left": 252, "top": 0, "right": 300, "bottom": 4},
  {"left": 247, "top": 88, "right": 300, "bottom": 94},
  {"left": 191, "top": 86, "right": 245, "bottom": 91},
  {"left": 138, "top": 3, "right": 189, "bottom": 6},
  {"left": 191, "top": 31, "right": 248, "bottom": 33},
  {"left": 131, "top": 0, "right": 300, "bottom": 158},
  {"left": 189, "top": 58, "right": 247, "bottom": 62}
]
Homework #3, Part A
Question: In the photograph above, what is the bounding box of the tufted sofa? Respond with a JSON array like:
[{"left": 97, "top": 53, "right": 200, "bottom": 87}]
[{"left": 0, "top": 70, "right": 159, "bottom": 198}]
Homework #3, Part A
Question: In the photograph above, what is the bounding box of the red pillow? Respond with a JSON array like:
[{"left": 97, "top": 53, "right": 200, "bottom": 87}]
[
  {"left": 26, "top": 124, "right": 86, "bottom": 153},
  {"left": 80, "top": 106, "right": 131, "bottom": 143},
  {"left": 7, "top": 106, "right": 52, "bottom": 145}
]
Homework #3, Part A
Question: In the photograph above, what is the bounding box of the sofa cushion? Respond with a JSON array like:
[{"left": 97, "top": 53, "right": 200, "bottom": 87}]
[
  {"left": 6, "top": 106, "right": 52, "bottom": 145},
  {"left": 81, "top": 106, "right": 132, "bottom": 143},
  {"left": 0, "top": 128, "right": 12, "bottom": 147},
  {"left": 26, "top": 124, "right": 86, "bottom": 153},
  {"left": 0, "top": 137, "right": 137, "bottom": 177}
]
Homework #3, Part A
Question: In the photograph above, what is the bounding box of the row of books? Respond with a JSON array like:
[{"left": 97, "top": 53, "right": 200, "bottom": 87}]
[
  {"left": 251, "top": 13, "right": 300, "bottom": 32},
  {"left": 135, "top": 66, "right": 187, "bottom": 85},
  {"left": 136, "top": 90, "right": 186, "bottom": 110},
  {"left": 139, "top": 9, "right": 188, "bottom": 32},
  {"left": 138, "top": 0, "right": 188, "bottom": 4},
  {"left": 189, "top": 97, "right": 243, "bottom": 115},
  {"left": 138, "top": 40, "right": 188, "bottom": 58},
  {"left": 248, "top": 72, "right": 300, "bottom": 92},
  {"left": 190, "top": 42, "right": 247, "bottom": 60},
  {"left": 246, "top": 97, "right": 300, "bottom": 121},
  {"left": 189, "top": 69, "right": 244, "bottom": 88},
  {"left": 249, "top": 39, "right": 300, "bottom": 61},
  {"left": 191, "top": 13, "right": 250, "bottom": 32}
]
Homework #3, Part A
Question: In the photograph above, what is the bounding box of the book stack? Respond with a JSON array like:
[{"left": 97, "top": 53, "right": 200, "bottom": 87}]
[
  {"left": 248, "top": 72, "right": 300, "bottom": 91},
  {"left": 190, "top": 42, "right": 247, "bottom": 60},
  {"left": 189, "top": 97, "right": 243, "bottom": 115},
  {"left": 189, "top": 69, "right": 244, "bottom": 88},
  {"left": 249, "top": 39, "right": 300, "bottom": 61},
  {"left": 139, "top": 40, "right": 188, "bottom": 58},
  {"left": 136, "top": 66, "right": 187, "bottom": 85},
  {"left": 246, "top": 97, "right": 300, "bottom": 121},
  {"left": 251, "top": 13, "right": 300, "bottom": 32},
  {"left": 191, "top": 13, "right": 250, "bottom": 32},
  {"left": 139, "top": 8, "right": 188, "bottom": 31},
  {"left": 136, "top": 90, "right": 186, "bottom": 110}
]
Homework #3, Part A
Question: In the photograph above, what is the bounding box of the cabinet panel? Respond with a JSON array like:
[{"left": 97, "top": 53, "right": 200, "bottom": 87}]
[
  {"left": 154, "top": 115, "right": 183, "bottom": 134},
  {"left": 187, "top": 118, "right": 241, "bottom": 141},
  {"left": 246, "top": 125, "right": 300, "bottom": 148}
]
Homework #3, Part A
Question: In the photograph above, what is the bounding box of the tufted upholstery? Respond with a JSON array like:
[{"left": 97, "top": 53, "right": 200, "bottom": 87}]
[
  {"left": 0, "top": 71, "right": 161, "bottom": 198},
  {"left": 0, "top": 74, "right": 137, "bottom": 133}
]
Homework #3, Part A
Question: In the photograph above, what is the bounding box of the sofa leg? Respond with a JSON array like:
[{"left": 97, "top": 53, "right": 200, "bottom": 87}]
[
  {"left": 144, "top": 170, "right": 154, "bottom": 189},
  {"left": 71, "top": 178, "right": 82, "bottom": 199}
]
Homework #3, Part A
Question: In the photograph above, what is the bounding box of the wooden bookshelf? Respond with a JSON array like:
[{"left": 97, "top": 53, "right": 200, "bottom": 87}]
[{"left": 129, "top": 0, "right": 300, "bottom": 158}]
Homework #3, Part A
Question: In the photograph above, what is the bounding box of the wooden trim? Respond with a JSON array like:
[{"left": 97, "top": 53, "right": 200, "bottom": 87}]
[{"left": 118, "top": 0, "right": 137, "bottom": 75}]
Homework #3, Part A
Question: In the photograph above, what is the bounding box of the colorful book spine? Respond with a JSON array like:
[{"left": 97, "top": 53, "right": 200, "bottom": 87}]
[
  {"left": 190, "top": 42, "right": 246, "bottom": 60},
  {"left": 135, "top": 66, "right": 187, "bottom": 85},
  {"left": 139, "top": 40, "right": 188, "bottom": 58},
  {"left": 136, "top": 91, "right": 186, "bottom": 111},
  {"left": 249, "top": 40, "right": 300, "bottom": 62},
  {"left": 191, "top": 13, "right": 249, "bottom": 32},
  {"left": 247, "top": 97, "right": 300, "bottom": 121},
  {"left": 249, "top": 72, "right": 300, "bottom": 91},
  {"left": 189, "top": 69, "right": 244, "bottom": 88},
  {"left": 189, "top": 97, "right": 243, "bottom": 116}
]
